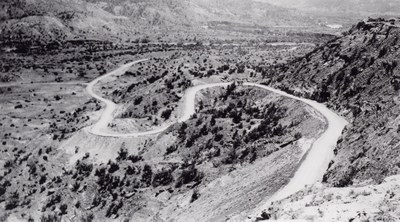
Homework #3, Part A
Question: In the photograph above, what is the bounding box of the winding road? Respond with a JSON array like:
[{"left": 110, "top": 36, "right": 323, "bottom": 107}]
[
  {"left": 86, "top": 59, "right": 348, "bottom": 214},
  {"left": 243, "top": 83, "right": 348, "bottom": 220}
]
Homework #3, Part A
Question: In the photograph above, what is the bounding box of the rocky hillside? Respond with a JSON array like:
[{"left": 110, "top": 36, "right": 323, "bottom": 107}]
[
  {"left": 82, "top": 0, "right": 315, "bottom": 27},
  {"left": 0, "top": 0, "right": 319, "bottom": 44},
  {"left": 0, "top": 0, "right": 139, "bottom": 43},
  {"left": 262, "top": 18, "right": 400, "bottom": 187},
  {"left": 265, "top": 175, "right": 400, "bottom": 221},
  {"left": 265, "top": 0, "right": 400, "bottom": 15}
]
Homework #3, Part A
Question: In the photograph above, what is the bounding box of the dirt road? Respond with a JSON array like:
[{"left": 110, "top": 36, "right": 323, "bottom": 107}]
[{"left": 86, "top": 61, "right": 347, "bottom": 213}]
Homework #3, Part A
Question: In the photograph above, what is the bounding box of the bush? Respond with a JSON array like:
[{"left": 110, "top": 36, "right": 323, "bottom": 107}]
[
  {"left": 165, "top": 145, "right": 178, "bottom": 155},
  {"left": 141, "top": 164, "right": 153, "bottom": 187},
  {"left": 75, "top": 161, "right": 93, "bottom": 177},
  {"left": 294, "top": 132, "right": 302, "bottom": 140},
  {"left": 190, "top": 189, "right": 200, "bottom": 203},
  {"left": 59, "top": 203, "right": 68, "bottom": 215},
  {"left": 117, "top": 146, "right": 128, "bottom": 161},
  {"left": 40, "top": 214, "right": 62, "bottom": 222},
  {"left": 108, "top": 161, "right": 120, "bottom": 174},
  {"left": 152, "top": 169, "right": 173, "bottom": 187},
  {"left": 5, "top": 192, "right": 19, "bottom": 210},
  {"left": 81, "top": 214, "right": 95, "bottom": 222},
  {"left": 175, "top": 165, "right": 203, "bottom": 188},
  {"left": 161, "top": 109, "right": 172, "bottom": 120},
  {"left": 134, "top": 96, "right": 143, "bottom": 105},
  {"left": 128, "top": 154, "right": 143, "bottom": 163}
]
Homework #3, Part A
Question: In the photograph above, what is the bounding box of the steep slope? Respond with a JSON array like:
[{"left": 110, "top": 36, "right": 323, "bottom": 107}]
[
  {"left": 85, "top": 0, "right": 191, "bottom": 26},
  {"left": 85, "top": 0, "right": 316, "bottom": 27},
  {"left": 0, "top": 0, "right": 319, "bottom": 44},
  {"left": 0, "top": 0, "right": 138, "bottom": 43},
  {"left": 265, "top": 175, "right": 400, "bottom": 221},
  {"left": 262, "top": 18, "right": 400, "bottom": 187},
  {"left": 262, "top": 0, "right": 400, "bottom": 30},
  {"left": 262, "top": 0, "right": 400, "bottom": 15},
  {"left": 187, "top": 0, "right": 315, "bottom": 27}
]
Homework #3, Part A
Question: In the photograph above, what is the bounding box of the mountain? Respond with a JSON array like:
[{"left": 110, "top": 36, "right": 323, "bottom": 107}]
[
  {"left": 262, "top": 0, "right": 400, "bottom": 15},
  {"left": 82, "top": 0, "right": 317, "bottom": 27},
  {"left": 187, "top": 0, "right": 314, "bottom": 26},
  {"left": 0, "top": 0, "right": 139, "bottom": 43},
  {"left": 262, "top": 18, "right": 400, "bottom": 187},
  {"left": 0, "top": 0, "right": 319, "bottom": 44}
]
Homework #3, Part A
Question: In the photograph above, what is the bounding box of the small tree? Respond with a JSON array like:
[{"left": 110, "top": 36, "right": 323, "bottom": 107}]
[
  {"left": 161, "top": 109, "right": 172, "bottom": 120},
  {"left": 108, "top": 161, "right": 120, "bottom": 174},
  {"left": 117, "top": 144, "right": 128, "bottom": 161},
  {"left": 141, "top": 164, "right": 153, "bottom": 187},
  {"left": 59, "top": 203, "right": 68, "bottom": 215},
  {"left": 190, "top": 189, "right": 200, "bottom": 203}
]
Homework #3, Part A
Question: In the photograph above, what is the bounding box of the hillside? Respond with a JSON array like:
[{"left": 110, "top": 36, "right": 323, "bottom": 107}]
[
  {"left": 262, "top": 0, "right": 400, "bottom": 31},
  {"left": 263, "top": 0, "right": 400, "bottom": 15},
  {"left": 0, "top": 0, "right": 322, "bottom": 44},
  {"left": 78, "top": 0, "right": 316, "bottom": 27},
  {"left": 264, "top": 175, "right": 400, "bottom": 221},
  {"left": 262, "top": 17, "right": 400, "bottom": 187},
  {"left": 0, "top": 0, "right": 139, "bottom": 43}
]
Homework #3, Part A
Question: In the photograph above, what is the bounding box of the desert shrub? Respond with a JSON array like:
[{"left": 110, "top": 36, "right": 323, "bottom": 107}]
[
  {"left": 152, "top": 169, "right": 173, "bottom": 187},
  {"left": 125, "top": 165, "right": 140, "bottom": 175},
  {"left": 59, "top": 203, "right": 68, "bottom": 215},
  {"left": 175, "top": 165, "right": 203, "bottom": 188},
  {"left": 127, "top": 154, "right": 143, "bottom": 163},
  {"left": 0, "top": 185, "right": 6, "bottom": 197},
  {"left": 161, "top": 109, "right": 172, "bottom": 120},
  {"left": 108, "top": 161, "right": 120, "bottom": 174},
  {"left": 3, "top": 160, "right": 13, "bottom": 168},
  {"left": 75, "top": 161, "right": 93, "bottom": 177},
  {"left": 5, "top": 191, "right": 19, "bottom": 210},
  {"left": 105, "top": 200, "right": 123, "bottom": 217},
  {"left": 178, "top": 122, "right": 188, "bottom": 139},
  {"left": 190, "top": 189, "right": 200, "bottom": 203},
  {"left": 134, "top": 96, "right": 143, "bottom": 105},
  {"left": 81, "top": 213, "right": 95, "bottom": 222},
  {"left": 214, "top": 134, "right": 223, "bottom": 142},
  {"left": 45, "top": 194, "right": 61, "bottom": 208},
  {"left": 141, "top": 164, "right": 153, "bottom": 187},
  {"left": 39, "top": 175, "right": 47, "bottom": 184},
  {"left": 40, "top": 214, "right": 62, "bottom": 222},
  {"left": 165, "top": 145, "right": 178, "bottom": 155},
  {"left": 117, "top": 146, "right": 128, "bottom": 161}
]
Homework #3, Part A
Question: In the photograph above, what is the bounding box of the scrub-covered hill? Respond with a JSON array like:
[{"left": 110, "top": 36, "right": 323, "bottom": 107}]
[
  {"left": 0, "top": 0, "right": 320, "bottom": 44},
  {"left": 262, "top": 17, "right": 400, "bottom": 187}
]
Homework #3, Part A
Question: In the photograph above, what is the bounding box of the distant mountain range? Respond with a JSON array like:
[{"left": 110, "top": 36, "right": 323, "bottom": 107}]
[
  {"left": 2, "top": 0, "right": 398, "bottom": 44},
  {"left": 0, "top": 0, "right": 320, "bottom": 43},
  {"left": 262, "top": 0, "right": 400, "bottom": 15}
]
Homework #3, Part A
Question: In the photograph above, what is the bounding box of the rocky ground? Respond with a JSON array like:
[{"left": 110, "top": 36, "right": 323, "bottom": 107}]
[
  {"left": 0, "top": 39, "right": 324, "bottom": 221},
  {"left": 2, "top": 5, "right": 400, "bottom": 219},
  {"left": 265, "top": 175, "right": 400, "bottom": 221}
]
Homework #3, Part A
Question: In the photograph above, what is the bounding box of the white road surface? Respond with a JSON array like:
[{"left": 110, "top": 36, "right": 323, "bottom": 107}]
[
  {"left": 243, "top": 83, "right": 348, "bottom": 221},
  {"left": 86, "top": 59, "right": 148, "bottom": 137},
  {"left": 86, "top": 59, "right": 231, "bottom": 137},
  {"left": 86, "top": 60, "right": 348, "bottom": 214}
]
